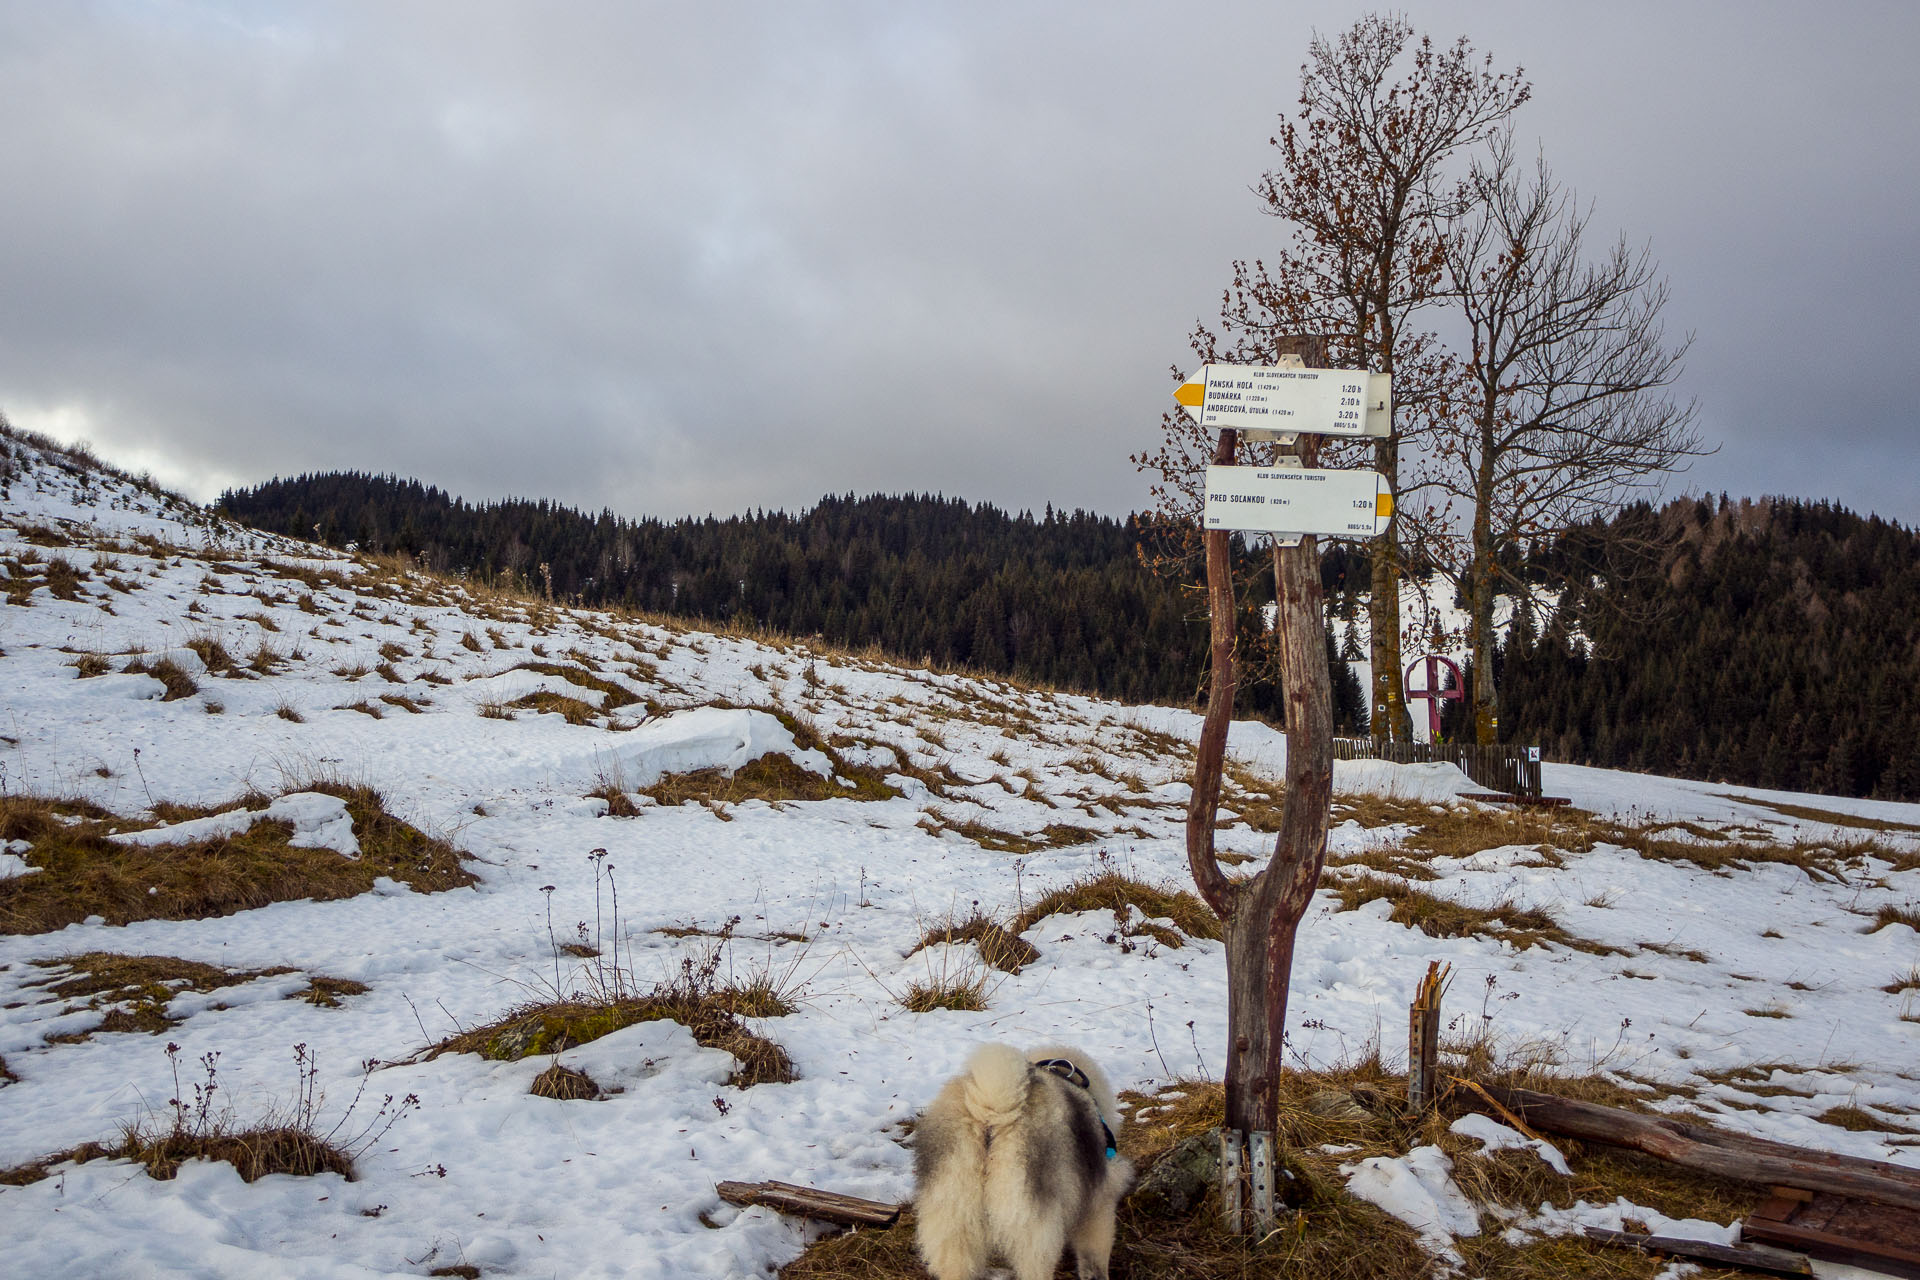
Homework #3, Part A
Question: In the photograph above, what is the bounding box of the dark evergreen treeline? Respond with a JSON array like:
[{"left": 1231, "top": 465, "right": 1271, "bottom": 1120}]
[
  {"left": 1498, "top": 495, "right": 1920, "bottom": 802},
  {"left": 220, "top": 474, "right": 1920, "bottom": 801},
  {"left": 218, "top": 472, "right": 1361, "bottom": 724}
]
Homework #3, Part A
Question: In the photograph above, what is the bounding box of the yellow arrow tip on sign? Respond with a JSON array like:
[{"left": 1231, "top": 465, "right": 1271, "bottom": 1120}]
[
  {"left": 1376, "top": 492, "right": 1394, "bottom": 518},
  {"left": 1173, "top": 382, "right": 1205, "bottom": 407}
]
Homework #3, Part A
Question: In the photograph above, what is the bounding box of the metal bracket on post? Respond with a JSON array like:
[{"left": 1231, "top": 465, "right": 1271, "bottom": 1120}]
[
  {"left": 1220, "top": 1128, "right": 1244, "bottom": 1233},
  {"left": 1249, "top": 1130, "right": 1275, "bottom": 1231},
  {"left": 1239, "top": 429, "right": 1301, "bottom": 446}
]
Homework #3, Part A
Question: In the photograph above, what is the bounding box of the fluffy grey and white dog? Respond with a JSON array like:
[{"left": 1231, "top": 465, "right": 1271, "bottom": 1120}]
[{"left": 913, "top": 1043, "right": 1134, "bottom": 1280}]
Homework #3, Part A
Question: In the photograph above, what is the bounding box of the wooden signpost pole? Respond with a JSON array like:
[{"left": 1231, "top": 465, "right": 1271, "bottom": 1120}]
[{"left": 1182, "top": 334, "right": 1340, "bottom": 1231}]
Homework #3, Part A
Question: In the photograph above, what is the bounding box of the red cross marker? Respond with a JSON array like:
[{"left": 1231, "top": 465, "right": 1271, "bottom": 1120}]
[{"left": 1404, "top": 655, "right": 1464, "bottom": 739}]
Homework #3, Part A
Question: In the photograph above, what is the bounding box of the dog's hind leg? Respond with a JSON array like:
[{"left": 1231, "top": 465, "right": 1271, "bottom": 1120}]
[
  {"left": 917, "top": 1224, "right": 988, "bottom": 1280},
  {"left": 1003, "top": 1221, "right": 1068, "bottom": 1280},
  {"left": 915, "top": 1176, "right": 989, "bottom": 1280},
  {"left": 1069, "top": 1201, "right": 1117, "bottom": 1280}
]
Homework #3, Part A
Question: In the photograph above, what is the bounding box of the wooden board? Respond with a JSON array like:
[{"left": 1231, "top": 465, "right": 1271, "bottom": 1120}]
[
  {"left": 1581, "top": 1227, "right": 1811, "bottom": 1276},
  {"left": 715, "top": 1180, "right": 902, "bottom": 1228},
  {"left": 1475, "top": 1085, "right": 1920, "bottom": 1212},
  {"left": 1746, "top": 1190, "right": 1920, "bottom": 1279}
]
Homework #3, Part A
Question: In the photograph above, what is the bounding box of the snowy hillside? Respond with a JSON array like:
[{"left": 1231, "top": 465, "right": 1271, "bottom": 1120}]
[{"left": 0, "top": 430, "right": 1916, "bottom": 1278}]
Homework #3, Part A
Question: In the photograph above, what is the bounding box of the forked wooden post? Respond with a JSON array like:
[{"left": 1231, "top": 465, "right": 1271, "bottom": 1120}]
[{"left": 1184, "top": 334, "right": 1338, "bottom": 1236}]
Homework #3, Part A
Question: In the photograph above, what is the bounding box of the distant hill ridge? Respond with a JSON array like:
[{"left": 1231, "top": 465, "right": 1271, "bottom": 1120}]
[
  {"left": 1501, "top": 494, "right": 1920, "bottom": 801},
  {"left": 219, "top": 470, "right": 1920, "bottom": 801},
  {"left": 216, "top": 472, "right": 1259, "bottom": 716}
]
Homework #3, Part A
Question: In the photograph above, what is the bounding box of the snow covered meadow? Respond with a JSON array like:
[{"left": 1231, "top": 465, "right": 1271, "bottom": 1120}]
[{"left": 0, "top": 433, "right": 1916, "bottom": 1278}]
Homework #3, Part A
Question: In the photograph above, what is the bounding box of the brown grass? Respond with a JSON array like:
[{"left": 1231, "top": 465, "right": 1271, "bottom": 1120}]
[
  {"left": 1866, "top": 904, "right": 1920, "bottom": 933},
  {"left": 1716, "top": 794, "right": 1920, "bottom": 835},
  {"left": 910, "top": 915, "right": 1041, "bottom": 974},
  {"left": 28, "top": 952, "right": 295, "bottom": 1040},
  {"left": 1816, "top": 1103, "right": 1920, "bottom": 1135},
  {"left": 1328, "top": 873, "right": 1616, "bottom": 954},
  {"left": 1010, "top": 871, "right": 1221, "bottom": 945},
  {"left": 1326, "top": 795, "right": 1895, "bottom": 888},
  {"left": 512, "top": 662, "right": 643, "bottom": 711},
  {"left": 110, "top": 1127, "right": 354, "bottom": 1183},
  {"left": 2, "top": 1120, "right": 354, "bottom": 1187},
  {"left": 509, "top": 691, "right": 599, "bottom": 724},
  {"left": 121, "top": 654, "right": 199, "bottom": 700},
  {"left": 0, "top": 784, "right": 476, "bottom": 934},
  {"left": 183, "top": 633, "right": 235, "bottom": 673},
  {"left": 587, "top": 783, "right": 641, "bottom": 817},
  {"left": 291, "top": 976, "right": 371, "bottom": 1007},
  {"left": 899, "top": 976, "right": 989, "bottom": 1013},
  {"left": 428, "top": 993, "right": 795, "bottom": 1087},
  {"left": 642, "top": 742, "right": 892, "bottom": 810},
  {"left": 1324, "top": 847, "right": 1441, "bottom": 881},
  {"left": 529, "top": 1062, "right": 603, "bottom": 1100},
  {"left": 42, "top": 557, "right": 89, "bottom": 600},
  {"left": 782, "top": 1059, "right": 1763, "bottom": 1280}
]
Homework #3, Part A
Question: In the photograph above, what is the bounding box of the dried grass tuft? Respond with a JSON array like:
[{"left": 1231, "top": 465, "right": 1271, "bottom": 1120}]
[
  {"left": 1010, "top": 870, "right": 1221, "bottom": 945},
  {"left": 0, "top": 785, "right": 476, "bottom": 935},
  {"left": 909, "top": 915, "right": 1041, "bottom": 974},
  {"left": 1329, "top": 873, "right": 1616, "bottom": 954},
  {"left": 429, "top": 993, "right": 795, "bottom": 1087},
  {"left": 529, "top": 1062, "right": 603, "bottom": 1101}
]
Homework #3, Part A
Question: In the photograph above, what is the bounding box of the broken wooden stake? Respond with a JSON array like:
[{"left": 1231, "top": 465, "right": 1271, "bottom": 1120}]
[
  {"left": 1580, "top": 1227, "right": 1812, "bottom": 1276},
  {"left": 714, "top": 1180, "right": 901, "bottom": 1228},
  {"left": 1407, "top": 961, "right": 1447, "bottom": 1112}
]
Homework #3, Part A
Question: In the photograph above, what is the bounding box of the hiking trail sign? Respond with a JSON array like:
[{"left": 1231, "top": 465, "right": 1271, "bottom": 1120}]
[
  {"left": 1203, "top": 463, "right": 1394, "bottom": 539},
  {"left": 1175, "top": 363, "right": 1391, "bottom": 438}
]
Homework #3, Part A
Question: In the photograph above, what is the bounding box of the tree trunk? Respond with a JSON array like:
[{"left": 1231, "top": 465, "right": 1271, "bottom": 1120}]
[
  {"left": 1367, "top": 396, "right": 1411, "bottom": 741},
  {"left": 1222, "top": 901, "right": 1278, "bottom": 1135},
  {"left": 1470, "top": 499, "right": 1499, "bottom": 745},
  {"left": 1185, "top": 427, "right": 1240, "bottom": 913}
]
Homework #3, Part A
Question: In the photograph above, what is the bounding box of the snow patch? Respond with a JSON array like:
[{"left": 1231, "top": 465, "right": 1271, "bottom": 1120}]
[
  {"left": 605, "top": 707, "right": 831, "bottom": 786},
  {"left": 1342, "top": 1145, "right": 1480, "bottom": 1264},
  {"left": 109, "top": 791, "right": 362, "bottom": 857},
  {"left": 1449, "top": 1112, "right": 1571, "bottom": 1175}
]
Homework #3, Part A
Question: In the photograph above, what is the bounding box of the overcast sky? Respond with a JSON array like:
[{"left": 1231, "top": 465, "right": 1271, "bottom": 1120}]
[{"left": 3, "top": 1, "right": 1915, "bottom": 526}]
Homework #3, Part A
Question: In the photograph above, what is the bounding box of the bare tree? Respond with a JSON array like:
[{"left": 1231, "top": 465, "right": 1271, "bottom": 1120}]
[
  {"left": 1135, "top": 16, "right": 1526, "bottom": 736},
  {"left": 1249, "top": 15, "right": 1529, "bottom": 740},
  {"left": 1438, "top": 136, "right": 1710, "bottom": 743}
]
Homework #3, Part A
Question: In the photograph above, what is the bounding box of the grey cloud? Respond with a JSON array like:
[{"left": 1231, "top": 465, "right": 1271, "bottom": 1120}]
[{"left": 1, "top": 1, "right": 1915, "bottom": 525}]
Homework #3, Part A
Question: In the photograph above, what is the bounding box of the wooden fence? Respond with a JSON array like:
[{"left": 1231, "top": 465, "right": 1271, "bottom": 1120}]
[{"left": 1332, "top": 737, "right": 1543, "bottom": 801}]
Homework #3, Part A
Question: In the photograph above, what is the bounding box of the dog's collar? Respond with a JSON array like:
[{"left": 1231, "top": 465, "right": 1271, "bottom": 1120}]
[
  {"left": 1035, "top": 1058, "right": 1091, "bottom": 1090},
  {"left": 1035, "top": 1058, "right": 1117, "bottom": 1161}
]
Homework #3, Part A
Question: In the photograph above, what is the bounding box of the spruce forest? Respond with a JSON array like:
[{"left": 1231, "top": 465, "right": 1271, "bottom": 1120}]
[{"left": 221, "top": 473, "right": 1920, "bottom": 802}]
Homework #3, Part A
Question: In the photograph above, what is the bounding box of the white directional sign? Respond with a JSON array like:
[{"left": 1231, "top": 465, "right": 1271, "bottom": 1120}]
[
  {"left": 1176, "top": 364, "right": 1391, "bottom": 438},
  {"left": 1203, "top": 464, "right": 1394, "bottom": 538}
]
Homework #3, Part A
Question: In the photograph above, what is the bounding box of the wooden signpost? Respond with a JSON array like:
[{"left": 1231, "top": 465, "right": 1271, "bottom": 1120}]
[
  {"left": 1203, "top": 463, "right": 1394, "bottom": 540},
  {"left": 1175, "top": 363, "right": 1391, "bottom": 438},
  {"left": 1177, "top": 345, "right": 1390, "bottom": 1232}
]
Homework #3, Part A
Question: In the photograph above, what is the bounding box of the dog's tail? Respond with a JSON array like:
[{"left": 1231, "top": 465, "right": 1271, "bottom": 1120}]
[{"left": 958, "top": 1041, "right": 1032, "bottom": 1129}]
